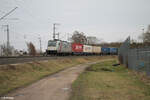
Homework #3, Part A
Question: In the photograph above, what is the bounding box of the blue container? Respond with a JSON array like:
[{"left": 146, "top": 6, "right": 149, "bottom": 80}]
[
  {"left": 101, "top": 47, "right": 110, "bottom": 54},
  {"left": 110, "top": 48, "right": 118, "bottom": 54}
]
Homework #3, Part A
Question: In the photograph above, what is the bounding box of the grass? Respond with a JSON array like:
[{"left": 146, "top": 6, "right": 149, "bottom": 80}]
[
  {"left": 70, "top": 60, "right": 150, "bottom": 100},
  {"left": 0, "top": 56, "right": 113, "bottom": 96}
]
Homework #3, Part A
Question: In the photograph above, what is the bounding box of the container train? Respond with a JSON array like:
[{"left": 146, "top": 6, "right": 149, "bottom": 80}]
[{"left": 46, "top": 40, "right": 118, "bottom": 56}]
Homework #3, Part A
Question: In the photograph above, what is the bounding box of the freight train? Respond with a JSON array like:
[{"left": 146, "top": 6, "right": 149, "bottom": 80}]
[{"left": 46, "top": 40, "right": 118, "bottom": 56}]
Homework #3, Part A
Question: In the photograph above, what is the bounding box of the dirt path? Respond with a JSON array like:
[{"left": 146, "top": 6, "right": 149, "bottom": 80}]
[
  {"left": 5, "top": 62, "right": 94, "bottom": 100},
  {"left": 6, "top": 60, "right": 112, "bottom": 100}
]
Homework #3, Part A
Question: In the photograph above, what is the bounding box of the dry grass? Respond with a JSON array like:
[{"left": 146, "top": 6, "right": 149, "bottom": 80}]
[
  {"left": 0, "top": 56, "right": 112, "bottom": 96},
  {"left": 70, "top": 60, "right": 150, "bottom": 100}
]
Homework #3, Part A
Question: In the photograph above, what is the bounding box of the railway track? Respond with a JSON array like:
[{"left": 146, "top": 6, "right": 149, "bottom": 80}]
[
  {"left": 0, "top": 56, "right": 70, "bottom": 65},
  {"left": 0, "top": 55, "right": 101, "bottom": 65},
  {"left": 0, "top": 55, "right": 49, "bottom": 58}
]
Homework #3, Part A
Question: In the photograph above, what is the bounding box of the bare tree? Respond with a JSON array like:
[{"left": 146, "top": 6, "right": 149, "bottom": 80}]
[
  {"left": 26, "top": 42, "right": 37, "bottom": 56},
  {"left": 71, "top": 31, "right": 87, "bottom": 44}
]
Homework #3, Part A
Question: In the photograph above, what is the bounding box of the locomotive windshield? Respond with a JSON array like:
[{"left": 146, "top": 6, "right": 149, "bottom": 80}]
[{"left": 48, "top": 41, "right": 56, "bottom": 46}]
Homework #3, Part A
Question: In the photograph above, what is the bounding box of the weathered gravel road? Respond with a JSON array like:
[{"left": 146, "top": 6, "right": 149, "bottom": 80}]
[{"left": 6, "top": 59, "right": 112, "bottom": 100}]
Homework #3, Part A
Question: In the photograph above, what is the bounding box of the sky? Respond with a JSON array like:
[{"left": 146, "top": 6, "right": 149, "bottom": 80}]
[{"left": 0, "top": 0, "right": 150, "bottom": 51}]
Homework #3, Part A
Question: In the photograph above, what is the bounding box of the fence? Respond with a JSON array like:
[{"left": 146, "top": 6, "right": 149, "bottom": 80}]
[{"left": 118, "top": 37, "right": 150, "bottom": 76}]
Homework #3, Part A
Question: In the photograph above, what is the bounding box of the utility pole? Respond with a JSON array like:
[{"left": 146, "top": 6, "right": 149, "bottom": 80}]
[
  {"left": 38, "top": 37, "right": 42, "bottom": 53},
  {"left": 6, "top": 25, "right": 10, "bottom": 50},
  {"left": 2, "top": 25, "right": 10, "bottom": 49},
  {"left": 53, "top": 23, "right": 60, "bottom": 40},
  {"left": 2, "top": 25, "right": 10, "bottom": 56},
  {"left": 53, "top": 23, "right": 56, "bottom": 40}
]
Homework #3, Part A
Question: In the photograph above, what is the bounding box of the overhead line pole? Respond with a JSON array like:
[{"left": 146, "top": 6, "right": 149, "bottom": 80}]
[
  {"left": 2, "top": 25, "right": 10, "bottom": 49},
  {"left": 39, "top": 37, "right": 42, "bottom": 53},
  {"left": 53, "top": 23, "right": 56, "bottom": 40},
  {"left": 53, "top": 23, "right": 60, "bottom": 40},
  {"left": 2, "top": 25, "right": 10, "bottom": 56},
  {"left": 6, "top": 25, "right": 10, "bottom": 49}
]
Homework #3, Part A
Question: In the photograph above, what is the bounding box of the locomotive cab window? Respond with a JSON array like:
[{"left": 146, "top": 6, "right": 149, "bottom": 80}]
[{"left": 48, "top": 41, "right": 57, "bottom": 46}]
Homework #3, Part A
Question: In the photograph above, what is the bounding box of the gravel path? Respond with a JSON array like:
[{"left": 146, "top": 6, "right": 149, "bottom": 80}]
[{"left": 6, "top": 60, "right": 112, "bottom": 100}]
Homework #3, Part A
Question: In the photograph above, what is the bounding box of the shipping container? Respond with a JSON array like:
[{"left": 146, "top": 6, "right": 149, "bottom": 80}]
[
  {"left": 101, "top": 47, "right": 110, "bottom": 54},
  {"left": 71, "top": 43, "right": 83, "bottom": 53},
  {"left": 110, "top": 48, "right": 118, "bottom": 54},
  {"left": 92, "top": 46, "right": 101, "bottom": 54},
  {"left": 83, "top": 45, "right": 92, "bottom": 53}
]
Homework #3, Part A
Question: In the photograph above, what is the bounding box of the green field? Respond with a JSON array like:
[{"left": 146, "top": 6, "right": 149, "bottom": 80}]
[{"left": 70, "top": 60, "right": 150, "bottom": 100}]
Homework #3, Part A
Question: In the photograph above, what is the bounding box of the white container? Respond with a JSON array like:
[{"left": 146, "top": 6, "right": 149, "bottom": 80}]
[
  {"left": 83, "top": 45, "right": 92, "bottom": 53},
  {"left": 92, "top": 46, "right": 101, "bottom": 54}
]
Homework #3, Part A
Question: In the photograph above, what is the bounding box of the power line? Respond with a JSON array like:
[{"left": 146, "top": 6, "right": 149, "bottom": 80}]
[
  {"left": 2, "top": 18, "right": 19, "bottom": 20},
  {"left": 0, "top": 7, "right": 18, "bottom": 21}
]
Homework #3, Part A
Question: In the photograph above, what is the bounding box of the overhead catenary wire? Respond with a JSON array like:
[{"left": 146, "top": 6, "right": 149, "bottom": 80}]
[{"left": 0, "top": 7, "right": 18, "bottom": 21}]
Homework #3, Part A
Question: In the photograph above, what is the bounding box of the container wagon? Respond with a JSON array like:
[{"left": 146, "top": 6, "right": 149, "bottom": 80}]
[
  {"left": 92, "top": 46, "right": 101, "bottom": 55},
  {"left": 83, "top": 45, "right": 93, "bottom": 55},
  {"left": 71, "top": 43, "right": 83, "bottom": 55},
  {"left": 101, "top": 47, "right": 110, "bottom": 55},
  {"left": 109, "top": 48, "right": 118, "bottom": 55}
]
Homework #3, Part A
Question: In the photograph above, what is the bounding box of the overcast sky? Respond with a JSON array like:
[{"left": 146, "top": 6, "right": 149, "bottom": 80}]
[{"left": 0, "top": 0, "right": 150, "bottom": 51}]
